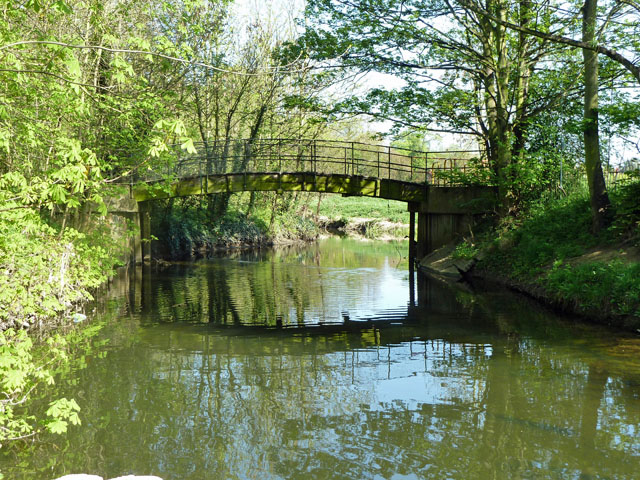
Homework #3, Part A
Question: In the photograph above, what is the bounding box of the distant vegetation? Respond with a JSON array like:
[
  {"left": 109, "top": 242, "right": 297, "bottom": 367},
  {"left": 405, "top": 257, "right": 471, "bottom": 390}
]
[{"left": 316, "top": 195, "right": 409, "bottom": 225}]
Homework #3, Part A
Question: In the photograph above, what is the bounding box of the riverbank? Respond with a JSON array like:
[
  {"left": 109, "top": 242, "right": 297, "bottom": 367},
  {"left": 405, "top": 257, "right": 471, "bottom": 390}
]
[
  {"left": 150, "top": 194, "right": 410, "bottom": 259},
  {"left": 423, "top": 180, "right": 640, "bottom": 331},
  {"left": 0, "top": 212, "right": 126, "bottom": 331},
  {"left": 0, "top": 209, "right": 127, "bottom": 451},
  {"left": 315, "top": 194, "right": 409, "bottom": 240}
]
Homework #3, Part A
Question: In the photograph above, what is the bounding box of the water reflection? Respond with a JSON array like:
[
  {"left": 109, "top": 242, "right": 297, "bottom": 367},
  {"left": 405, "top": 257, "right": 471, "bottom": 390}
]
[
  {"left": 137, "top": 240, "right": 414, "bottom": 328},
  {"left": 3, "top": 238, "right": 640, "bottom": 480}
]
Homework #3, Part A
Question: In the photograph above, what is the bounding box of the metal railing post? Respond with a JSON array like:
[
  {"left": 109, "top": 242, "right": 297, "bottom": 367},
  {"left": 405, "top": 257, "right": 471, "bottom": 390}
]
[
  {"left": 453, "top": 158, "right": 457, "bottom": 186},
  {"left": 344, "top": 144, "right": 348, "bottom": 175},
  {"left": 312, "top": 140, "right": 316, "bottom": 173},
  {"left": 351, "top": 142, "right": 355, "bottom": 176},
  {"left": 425, "top": 151, "right": 429, "bottom": 184},
  {"left": 410, "top": 155, "right": 413, "bottom": 181}
]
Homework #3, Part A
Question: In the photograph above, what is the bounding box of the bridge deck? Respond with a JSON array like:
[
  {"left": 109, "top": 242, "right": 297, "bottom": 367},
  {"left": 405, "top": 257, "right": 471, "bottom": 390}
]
[{"left": 132, "top": 171, "right": 429, "bottom": 203}]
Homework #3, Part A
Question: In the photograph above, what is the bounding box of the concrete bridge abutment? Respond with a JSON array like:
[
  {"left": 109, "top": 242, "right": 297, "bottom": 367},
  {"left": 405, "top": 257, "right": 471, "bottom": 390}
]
[
  {"left": 139, "top": 201, "right": 152, "bottom": 263},
  {"left": 104, "top": 187, "right": 148, "bottom": 265},
  {"left": 409, "top": 186, "right": 496, "bottom": 262}
]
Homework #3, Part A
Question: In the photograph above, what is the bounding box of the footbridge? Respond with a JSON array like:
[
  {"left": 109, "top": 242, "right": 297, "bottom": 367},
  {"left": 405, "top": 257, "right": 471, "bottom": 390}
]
[{"left": 108, "top": 139, "right": 496, "bottom": 263}]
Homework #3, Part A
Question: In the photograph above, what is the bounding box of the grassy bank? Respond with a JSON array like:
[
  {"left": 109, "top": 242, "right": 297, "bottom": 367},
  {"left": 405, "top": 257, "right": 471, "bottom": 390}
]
[
  {"left": 151, "top": 194, "right": 318, "bottom": 259},
  {"left": 151, "top": 193, "right": 411, "bottom": 258},
  {"left": 315, "top": 195, "right": 410, "bottom": 239},
  {"left": 454, "top": 179, "right": 640, "bottom": 329}
]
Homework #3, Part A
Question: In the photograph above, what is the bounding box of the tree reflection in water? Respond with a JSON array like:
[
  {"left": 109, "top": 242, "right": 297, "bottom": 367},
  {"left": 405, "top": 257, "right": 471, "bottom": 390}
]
[{"left": 3, "top": 238, "right": 639, "bottom": 480}]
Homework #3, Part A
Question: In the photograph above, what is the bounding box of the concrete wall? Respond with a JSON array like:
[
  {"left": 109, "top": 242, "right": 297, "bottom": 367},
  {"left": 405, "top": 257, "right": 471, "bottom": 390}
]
[
  {"left": 411, "top": 186, "right": 496, "bottom": 259},
  {"left": 107, "top": 212, "right": 142, "bottom": 266},
  {"left": 416, "top": 212, "right": 482, "bottom": 258}
]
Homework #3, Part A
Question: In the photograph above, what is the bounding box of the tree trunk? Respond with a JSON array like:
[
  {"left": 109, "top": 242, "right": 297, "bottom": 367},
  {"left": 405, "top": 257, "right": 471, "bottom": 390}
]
[
  {"left": 512, "top": 0, "right": 533, "bottom": 164},
  {"left": 246, "top": 191, "right": 256, "bottom": 216},
  {"left": 582, "top": 0, "right": 613, "bottom": 233},
  {"left": 479, "top": 0, "right": 513, "bottom": 210},
  {"left": 494, "top": 0, "right": 513, "bottom": 209}
]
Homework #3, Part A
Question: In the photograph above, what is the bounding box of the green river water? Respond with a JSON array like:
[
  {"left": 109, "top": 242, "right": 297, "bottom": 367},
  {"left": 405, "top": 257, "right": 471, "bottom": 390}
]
[{"left": 3, "top": 237, "right": 640, "bottom": 479}]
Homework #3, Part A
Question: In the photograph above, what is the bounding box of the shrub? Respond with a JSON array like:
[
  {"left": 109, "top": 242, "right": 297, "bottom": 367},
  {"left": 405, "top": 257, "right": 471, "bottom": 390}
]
[
  {"left": 610, "top": 178, "right": 640, "bottom": 243},
  {"left": 0, "top": 209, "right": 123, "bottom": 330}
]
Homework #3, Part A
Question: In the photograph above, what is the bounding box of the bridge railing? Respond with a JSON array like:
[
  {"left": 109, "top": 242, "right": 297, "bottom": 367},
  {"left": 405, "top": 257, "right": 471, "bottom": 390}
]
[{"left": 121, "top": 139, "right": 488, "bottom": 186}]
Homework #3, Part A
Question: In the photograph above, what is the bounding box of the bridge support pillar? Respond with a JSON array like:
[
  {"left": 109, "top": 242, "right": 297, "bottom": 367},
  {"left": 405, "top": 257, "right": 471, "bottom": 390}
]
[
  {"left": 409, "top": 210, "right": 417, "bottom": 264},
  {"left": 410, "top": 186, "right": 496, "bottom": 261},
  {"left": 417, "top": 212, "right": 477, "bottom": 257},
  {"left": 139, "top": 201, "right": 152, "bottom": 263},
  {"left": 416, "top": 212, "right": 427, "bottom": 260},
  {"left": 131, "top": 212, "right": 142, "bottom": 265}
]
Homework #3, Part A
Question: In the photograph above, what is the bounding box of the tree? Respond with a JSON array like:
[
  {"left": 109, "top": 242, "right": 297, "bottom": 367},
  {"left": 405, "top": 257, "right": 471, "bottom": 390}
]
[
  {"left": 582, "top": 0, "right": 613, "bottom": 231},
  {"left": 458, "top": 0, "right": 640, "bottom": 229},
  {"left": 297, "top": 0, "right": 580, "bottom": 208}
]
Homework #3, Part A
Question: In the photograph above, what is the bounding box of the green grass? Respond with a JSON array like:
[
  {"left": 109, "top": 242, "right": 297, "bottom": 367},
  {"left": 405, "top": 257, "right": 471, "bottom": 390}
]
[
  {"left": 473, "top": 179, "right": 640, "bottom": 322},
  {"left": 545, "top": 261, "right": 640, "bottom": 317},
  {"left": 315, "top": 194, "right": 409, "bottom": 223},
  {"left": 486, "top": 187, "right": 598, "bottom": 278}
]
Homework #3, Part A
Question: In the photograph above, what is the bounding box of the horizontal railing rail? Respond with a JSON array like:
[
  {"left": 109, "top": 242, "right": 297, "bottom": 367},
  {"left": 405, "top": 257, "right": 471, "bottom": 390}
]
[{"left": 113, "top": 138, "right": 490, "bottom": 187}]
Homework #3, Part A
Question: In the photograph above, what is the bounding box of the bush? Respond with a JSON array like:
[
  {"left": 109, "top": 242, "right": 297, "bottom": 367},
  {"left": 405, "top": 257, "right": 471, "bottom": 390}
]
[
  {"left": 0, "top": 209, "right": 123, "bottom": 330},
  {"left": 479, "top": 178, "right": 640, "bottom": 320},
  {"left": 270, "top": 214, "right": 318, "bottom": 242},
  {"left": 546, "top": 261, "right": 640, "bottom": 317},
  {"left": 610, "top": 178, "right": 640, "bottom": 243}
]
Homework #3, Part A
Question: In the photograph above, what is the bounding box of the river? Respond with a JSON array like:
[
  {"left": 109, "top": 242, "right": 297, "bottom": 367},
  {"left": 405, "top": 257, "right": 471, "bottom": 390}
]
[{"left": 3, "top": 237, "right": 640, "bottom": 479}]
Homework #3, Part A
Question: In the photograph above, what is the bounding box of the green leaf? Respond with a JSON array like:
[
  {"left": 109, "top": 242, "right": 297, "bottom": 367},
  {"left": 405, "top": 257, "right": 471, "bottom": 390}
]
[
  {"left": 53, "top": 0, "right": 73, "bottom": 14},
  {"left": 65, "top": 56, "right": 82, "bottom": 80},
  {"left": 180, "top": 138, "right": 197, "bottom": 154},
  {"left": 46, "top": 419, "right": 68, "bottom": 434}
]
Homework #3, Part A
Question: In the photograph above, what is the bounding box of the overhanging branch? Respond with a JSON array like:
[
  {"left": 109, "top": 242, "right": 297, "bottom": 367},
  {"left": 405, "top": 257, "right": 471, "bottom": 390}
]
[{"left": 457, "top": 0, "right": 640, "bottom": 83}]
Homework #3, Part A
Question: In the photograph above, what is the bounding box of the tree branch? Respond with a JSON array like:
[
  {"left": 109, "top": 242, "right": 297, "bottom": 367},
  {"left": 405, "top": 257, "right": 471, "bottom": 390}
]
[
  {"left": 457, "top": 0, "right": 640, "bottom": 83},
  {"left": 0, "top": 40, "right": 307, "bottom": 77}
]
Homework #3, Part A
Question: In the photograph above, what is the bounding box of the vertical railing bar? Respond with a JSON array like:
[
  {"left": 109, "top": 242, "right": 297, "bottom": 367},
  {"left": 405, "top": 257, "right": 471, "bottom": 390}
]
[
  {"left": 351, "top": 142, "right": 355, "bottom": 176},
  {"left": 344, "top": 144, "right": 348, "bottom": 175},
  {"left": 425, "top": 151, "right": 428, "bottom": 184},
  {"left": 453, "top": 158, "right": 457, "bottom": 187}
]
